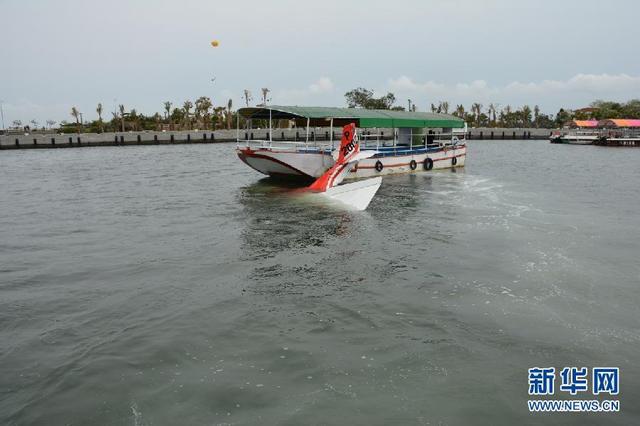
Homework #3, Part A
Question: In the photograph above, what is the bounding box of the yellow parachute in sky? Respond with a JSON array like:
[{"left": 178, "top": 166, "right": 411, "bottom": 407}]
[{"left": 210, "top": 40, "right": 219, "bottom": 47}]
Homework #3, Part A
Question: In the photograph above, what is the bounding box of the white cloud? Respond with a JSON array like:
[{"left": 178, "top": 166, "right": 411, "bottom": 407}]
[
  {"left": 388, "top": 73, "right": 640, "bottom": 111},
  {"left": 274, "top": 77, "right": 335, "bottom": 105},
  {"left": 309, "top": 77, "right": 334, "bottom": 93}
]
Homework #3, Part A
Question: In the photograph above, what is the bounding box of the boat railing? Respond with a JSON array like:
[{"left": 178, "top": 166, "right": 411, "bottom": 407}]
[
  {"left": 362, "top": 132, "right": 464, "bottom": 156},
  {"left": 237, "top": 137, "right": 334, "bottom": 153},
  {"left": 236, "top": 129, "right": 465, "bottom": 154}
]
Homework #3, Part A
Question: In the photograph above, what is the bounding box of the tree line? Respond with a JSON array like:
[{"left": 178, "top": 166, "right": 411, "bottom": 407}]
[
  {"left": 53, "top": 97, "right": 236, "bottom": 134},
  {"left": 9, "top": 87, "right": 640, "bottom": 133},
  {"left": 344, "top": 87, "right": 640, "bottom": 128},
  {"left": 51, "top": 87, "right": 273, "bottom": 134}
]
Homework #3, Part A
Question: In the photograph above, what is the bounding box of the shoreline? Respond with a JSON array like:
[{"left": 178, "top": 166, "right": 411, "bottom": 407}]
[{"left": 0, "top": 127, "right": 555, "bottom": 150}]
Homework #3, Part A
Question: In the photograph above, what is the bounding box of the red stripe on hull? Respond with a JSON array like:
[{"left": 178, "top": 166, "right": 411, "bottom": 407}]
[{"left": 357, "top": 153, "right": 466, "bottom": 169}]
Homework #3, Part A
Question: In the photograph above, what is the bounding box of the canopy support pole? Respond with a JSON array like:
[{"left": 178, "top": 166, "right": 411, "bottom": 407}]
[
  {"left": 305, "top": 117, "right": 310, "bottom": 147},
  {"left": 330, "top": 118, "right": 334, "bottom": 150},
  {"left": 410, "top": 128, "right": 413, "bottom": 151},
  {"left": 269, "top": 108, "right": 273, "bottom": 148},
  {"left": 236, "top": 111, "right": 240, "bottom": 146}
]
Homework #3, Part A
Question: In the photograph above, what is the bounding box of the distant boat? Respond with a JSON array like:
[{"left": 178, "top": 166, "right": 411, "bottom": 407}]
[
  {"left": 550, "top": 120, "right": 599, "bottom": 145},
  {"left": 549, "top": 132, "right": 599, "bottom": 145},
  {"left": 235, "top": 106, "right": 467, "bottom": 180},
  {"left": 594, "top": 119, "right": 640, "bottom": 147}
]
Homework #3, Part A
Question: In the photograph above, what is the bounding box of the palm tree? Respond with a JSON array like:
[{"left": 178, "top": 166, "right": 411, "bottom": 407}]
[
  {"left": 164, "top": 101, "right": 172, "bottom": 126},
  {"left": 153, "top": 113, "right": 162, "bottom": 130},
  {"left": 96, "top": 103, "right": 104, "bottom": 133},
  {"left": 226, "top": 99, "right": 233, "bottom": 130},
  {"left": 213, "top": 106, "right": 226, "bottom": 129},
  {"left": 455, "top": 104, "right": 465, "bottom": 118},
  {"left": 129, "top": 109, "right": 139, "bottom": 131},
  {"left": 521, "top": 105, "right": 532, "bottom": 127},
  {"left": 471, "top": 103, "right": 483, "bottom": 126},
  {"left": 71, "top": 107, "right": 81, "bottom": 133},
  {"left": 501, "top": 105, "right": 513, "bottom": 127},
  {"left": 533, "top": 105, "right": 540, "bottom": 128},
  {"left": 183, "top": 100, "right": 193, "bottom": 130},
  {"left": 487, "top": 103, "right": 497, "bottom": 126},
  {"left": 440, "top": 101, "right": 449, "bottom": 114},
  {"left": 195, "top": 96, "right": 212, "bottom": 129},
  {"left": 430, "top": 103, "right": 438, "bottom": 113},
  {"left": 242, "top": 90, "right": 252, "bottom": 107},
  {"left": 118, "top": 104, "right": 126, "bottom": 132},
  {"left": 261, "top": 88, "right": 270, "bottom": 105},
  {"left": 46, "top": 120, "right": 56, "bottom": 129},
  {"left": 30, "top": 119, "right": 39, "bottom": 130}
]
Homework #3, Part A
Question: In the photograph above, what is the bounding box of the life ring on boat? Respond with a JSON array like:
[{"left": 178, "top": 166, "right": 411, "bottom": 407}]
[
  {"left": 375, "top": 160, "right": 384, "bottom": 172},
  {"left": 409, "top": 160, "right": 417, "bottom": 170},
  {"left": 424, "top": 157, "right": 433, "bottom": 170},
  {"left": 452, "top": 156, "right": 458, "bottom": 166}
]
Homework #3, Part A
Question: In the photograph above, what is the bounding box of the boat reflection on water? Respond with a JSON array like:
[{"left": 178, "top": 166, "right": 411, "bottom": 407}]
[{"left": 236, "top": 177, "right": 368, "bottom": 261}]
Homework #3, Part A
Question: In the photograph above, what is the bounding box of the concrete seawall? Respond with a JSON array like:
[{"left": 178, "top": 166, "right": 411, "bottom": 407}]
[
  {"left": 467, "top": 127, "right": 554, "bottom": 140},
  {"left": 0, "top": 127, "right": 554, "bottom": 150}
]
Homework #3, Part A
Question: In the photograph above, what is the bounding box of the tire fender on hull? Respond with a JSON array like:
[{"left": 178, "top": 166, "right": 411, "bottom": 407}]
[{"left": 424, "top": 157, "right": 433, "bottom": 170}]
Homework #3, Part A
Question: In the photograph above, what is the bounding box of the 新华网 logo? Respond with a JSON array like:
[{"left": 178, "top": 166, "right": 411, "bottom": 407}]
[{"left": 527, "top": 367, "right": 620, "bottom": 412}]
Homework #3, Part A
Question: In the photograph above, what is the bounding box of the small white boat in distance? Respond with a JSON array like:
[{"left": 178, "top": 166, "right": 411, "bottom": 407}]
[{"left": 550, "top": 120, "right": 599, "bottom": 145}]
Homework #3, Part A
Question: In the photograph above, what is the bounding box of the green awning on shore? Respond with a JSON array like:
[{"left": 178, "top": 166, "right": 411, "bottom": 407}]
[{"left": 238, "top": 106, "right": 465, "bottom": 129}]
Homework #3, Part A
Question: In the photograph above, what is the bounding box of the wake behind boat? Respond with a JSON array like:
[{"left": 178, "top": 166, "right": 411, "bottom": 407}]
[{"left": 235, "top": 106, "right": 467, "bottom": 181}]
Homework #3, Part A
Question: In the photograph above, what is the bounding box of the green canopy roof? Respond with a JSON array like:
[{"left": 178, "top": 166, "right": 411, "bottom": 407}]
[{"left": 238, "top": 105, "right": 465, "bottom": 129}]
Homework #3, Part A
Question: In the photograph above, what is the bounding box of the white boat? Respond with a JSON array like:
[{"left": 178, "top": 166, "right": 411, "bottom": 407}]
[
  {"left": 549, "top": 131, "right": 599, "bottom": 145},
  {"left": 550, "top": 120, "right": 600, "bottom": 145},
  {"left": 235, "top": 106, "right": 467, "bottom": 180}
]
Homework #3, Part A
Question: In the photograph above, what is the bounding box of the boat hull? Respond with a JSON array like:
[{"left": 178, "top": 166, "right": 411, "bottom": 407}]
[
  {"left": 237, "top": 145, "right": 466, "bottom": 179},
  {"left": 237, "top": 148, "right": 332, "bottom": 179},
  {"left": 351, "top": 145, "right": 465, "bottom": 178},
  {"left": 550, "top": 135, "right": 598, "bottom": 145}
]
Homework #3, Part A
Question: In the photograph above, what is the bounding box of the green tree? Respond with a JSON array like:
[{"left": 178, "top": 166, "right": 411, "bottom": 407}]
[
  {"left": 471, "top": 103, "right": 483, "bottom": 126},
  {"left": 118, "top": 104, "right": 126, "bottom": 132},
  {"left": 344, "top": 87, "right": 396, "bottom": 109},
  {"left": 487, "top": 103, "right": 497, "bottom": 126},
  {"left": 226, "top": 99, "right": 233, "bottom": 130},
  {"left": 555, "top": 108, "right": 572, "bottom": 127},
  {"left": 96, "top": 103, "right": 104, "bottom": 133},
  {"left": 164, "top": 101, "right": 172, "bottom": 126},
  {"left": 171, "top": 107, "right": 185, "bottom": 125},
  {"left": 195, "top": 96, "right": 213, "bottom": 129},
  {"left": 521, "top": 105, "right": 532, "bottom": 127},
  {"left": 243, "top": 90, "right": 252, "bottom": 107},
  {"left": 260, "top": 88, "right": 270, "bottom": 106},
  {"left": 182, "top": 100, "right": 193, "bottom": 129},
  {"left": 70, "top": 107, "right": 81, "bottom": 133},
  {"left": 129, "top": 109, "right": 140, "bottom": 131},
  {"left": 621, "top": 99, "right": 640, "bottom": 118}
]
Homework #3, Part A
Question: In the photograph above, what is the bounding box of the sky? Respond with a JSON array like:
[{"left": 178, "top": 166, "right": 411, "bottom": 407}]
[{"left": 1, "top": 0, "right": 640, "bottom": 125}]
